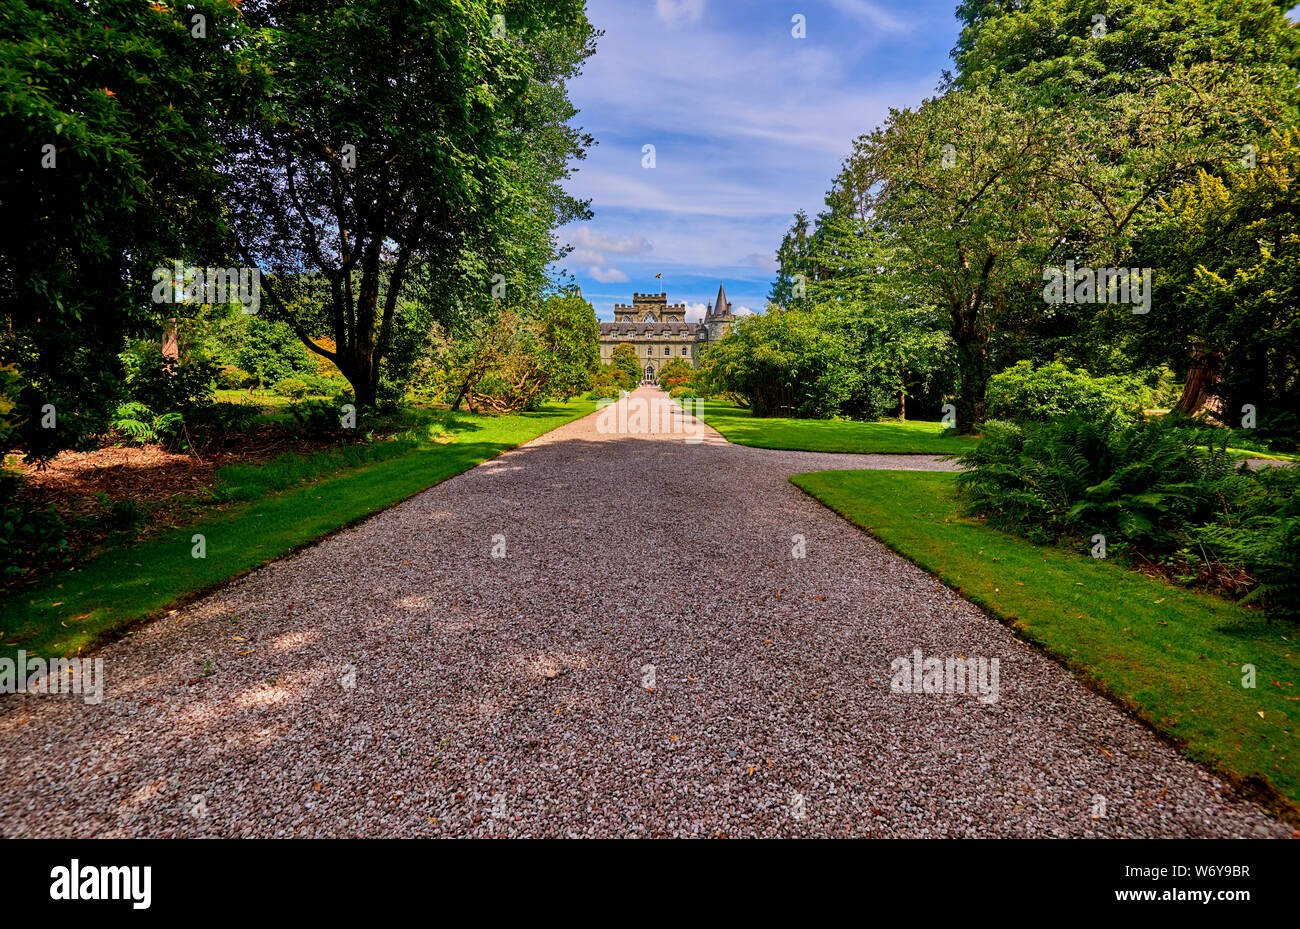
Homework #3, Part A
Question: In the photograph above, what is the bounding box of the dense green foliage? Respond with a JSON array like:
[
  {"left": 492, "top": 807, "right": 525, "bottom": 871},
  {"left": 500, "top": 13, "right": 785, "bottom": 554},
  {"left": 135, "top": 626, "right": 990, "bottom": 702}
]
[
  {"left": 1138, "top": 128, "right": 1300, "bottom": 423},
  {"left": 1, "top": 0, "right": 597, "bottom": 475},
  {"left": 956, "top": 414, "right": 1300, "bottom": 617},
  {"left": 704, "top": 301, "right": 952, "bottom": 419},
  {"left": 0, "top": 0, "right": 265, "bottom": 463},
  {"left": 656, "top": 357, "right": 696, "bottom": 393},
  {"left": 734, "top": 0, "right": 1300, "bottom": 440},
  {"left": 985, "top": 361, "right": 1154, "bottom": 423},
  {"left": 433, "top": 293, "right": 600, "bottom": 413},
  {"left": 607, "top": 343, "right": 643, "bottom": 392}
]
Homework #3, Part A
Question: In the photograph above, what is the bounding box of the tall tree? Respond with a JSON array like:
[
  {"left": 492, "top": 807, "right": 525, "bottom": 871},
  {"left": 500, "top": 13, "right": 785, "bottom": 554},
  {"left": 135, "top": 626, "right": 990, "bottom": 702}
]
[
  {"left": 225, "top": 0, "right": 596, "bottom": 407},
  {"left": 849, "top": 85, "right": 1064, "bottom": 430},
  {"left": 0, "top": 0, "right": 262, "bottom": 463},
  {"left": 1143, "top": 128, "right": 1300, "bottom": 421}
]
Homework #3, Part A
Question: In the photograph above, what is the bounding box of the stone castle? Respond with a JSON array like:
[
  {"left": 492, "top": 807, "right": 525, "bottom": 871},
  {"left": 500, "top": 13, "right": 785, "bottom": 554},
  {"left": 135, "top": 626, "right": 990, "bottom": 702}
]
[{"left": 597, "top": 283, "right": 735, "bottom": 381}]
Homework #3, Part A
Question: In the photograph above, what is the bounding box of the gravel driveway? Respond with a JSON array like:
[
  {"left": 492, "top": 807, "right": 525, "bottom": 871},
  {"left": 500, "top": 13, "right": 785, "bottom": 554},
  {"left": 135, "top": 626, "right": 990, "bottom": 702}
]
[{"left": 0, "top": 388, "right": 1287, "bottom": 837}]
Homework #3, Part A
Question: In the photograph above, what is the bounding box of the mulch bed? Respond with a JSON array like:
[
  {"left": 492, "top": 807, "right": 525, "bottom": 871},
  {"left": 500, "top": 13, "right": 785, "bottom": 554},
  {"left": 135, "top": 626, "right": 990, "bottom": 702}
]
[{"left": 6, "top": 424, "right": 343, "bottom": 590}]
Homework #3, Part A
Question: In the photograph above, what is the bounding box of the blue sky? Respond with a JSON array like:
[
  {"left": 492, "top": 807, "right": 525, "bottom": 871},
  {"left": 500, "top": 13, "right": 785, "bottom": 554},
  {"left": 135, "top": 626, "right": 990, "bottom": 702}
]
[{"left": 552, "top": 0, "right": 966, "bottom": 320}]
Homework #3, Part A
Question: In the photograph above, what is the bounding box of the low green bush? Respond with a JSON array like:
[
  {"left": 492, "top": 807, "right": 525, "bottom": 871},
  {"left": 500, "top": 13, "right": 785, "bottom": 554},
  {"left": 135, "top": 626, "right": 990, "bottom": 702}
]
[
  {"left": 274, "top": 377, "right": 310, "bottom": 401},
  {"left": 217, "top": 365, "right": 255, "bottom": 390},
  {"left": 0, "top": 471, "right": 69, "bottom": 580},
  {"left": 984, "top": 361, "right": 1153, "bottom": 423},
  {"left": 289, "top": 398, "right": 362, "bottom": 440}
]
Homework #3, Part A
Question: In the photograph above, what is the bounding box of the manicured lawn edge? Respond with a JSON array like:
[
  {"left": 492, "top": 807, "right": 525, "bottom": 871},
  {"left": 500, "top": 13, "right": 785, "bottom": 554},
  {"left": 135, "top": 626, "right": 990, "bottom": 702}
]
[
  {"left": 2, "top": 400, "right": 595, "bottom": 659},
  {"left": 791, "top": 468, "right": 1300, "bottom": 823},
  {"left": 695, "top": 402, "right": 979, "bottom": 455}
]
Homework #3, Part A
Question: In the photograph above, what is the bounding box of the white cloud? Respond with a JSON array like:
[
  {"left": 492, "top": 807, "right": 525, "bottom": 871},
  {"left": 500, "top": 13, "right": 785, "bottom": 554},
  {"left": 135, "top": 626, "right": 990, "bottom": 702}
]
[
  {"left": 683, "top": 301, "right": 706, "bottom": 321},
  {"left": 569, "top": 226, "right": 653, "bottom": 255},
  {"left": 655, "top": 0, "right": 705, "bottom": 27},
  {"left": 568, "top": 248, "right": 604, "bottom": 265},
  {"left": 743, "top": 252, "right": 778, "bottom": 271},
  {"left": 826, "top": 0, "right": 909, "bottom": 33},
  {"left": 589, "top": 266, "right": 630, "bottom": 283},
  {"left": 734, "top": 305, "right": 755, "bottom": 316}
]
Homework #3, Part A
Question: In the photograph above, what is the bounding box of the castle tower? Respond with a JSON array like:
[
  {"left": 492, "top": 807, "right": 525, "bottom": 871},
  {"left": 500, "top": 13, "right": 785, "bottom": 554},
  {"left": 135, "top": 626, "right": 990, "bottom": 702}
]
[{"left": 704, "top": 281, "right": 735, "bottom": 342}]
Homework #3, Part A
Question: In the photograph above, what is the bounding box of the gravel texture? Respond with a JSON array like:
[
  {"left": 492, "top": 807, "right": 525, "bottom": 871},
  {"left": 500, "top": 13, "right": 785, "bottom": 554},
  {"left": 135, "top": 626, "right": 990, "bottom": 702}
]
[{"left": 0, "top": 388, "right": 1288, "bottom": 837}]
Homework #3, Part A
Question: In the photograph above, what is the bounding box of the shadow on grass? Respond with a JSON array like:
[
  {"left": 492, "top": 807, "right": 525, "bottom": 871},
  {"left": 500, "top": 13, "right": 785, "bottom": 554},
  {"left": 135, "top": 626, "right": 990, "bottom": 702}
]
[{"left": 1, "top": 400, "right": 596, "bottom": 660}]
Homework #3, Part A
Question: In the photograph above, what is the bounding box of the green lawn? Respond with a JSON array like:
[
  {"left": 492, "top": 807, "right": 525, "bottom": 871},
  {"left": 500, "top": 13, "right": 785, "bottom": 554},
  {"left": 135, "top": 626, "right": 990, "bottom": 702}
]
[
  {"left": 696, "top": 403, "right": 979, "bottom": 454},
  {"left": 2, "top": 399, "right": 595, "bottom": 659},
  {"left": 791, "top": 468, "right": 1300, "bottom": 818}
]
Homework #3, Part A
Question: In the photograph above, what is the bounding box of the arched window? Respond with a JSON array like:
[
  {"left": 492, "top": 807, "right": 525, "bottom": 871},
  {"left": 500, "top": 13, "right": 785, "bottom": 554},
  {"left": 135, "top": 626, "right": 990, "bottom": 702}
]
[{"left": 643, "top": 312, "right": 656, "bottom": 322}]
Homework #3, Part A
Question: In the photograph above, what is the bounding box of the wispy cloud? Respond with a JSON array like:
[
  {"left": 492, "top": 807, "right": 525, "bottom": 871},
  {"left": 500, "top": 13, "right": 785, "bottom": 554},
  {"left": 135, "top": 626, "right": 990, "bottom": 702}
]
[
  {"left": 569, "top": 227, "right": 653, "bottom": 255},
  {"left": 556, "top": 0, "right": 961, "bottom": 314},
  {"left": 825, "top": 0, "right": 910, "bottom": 33},
  {"left": 655, "top": 0, "right": 706, "bottom": 27},
  {"left": 588, "top": 266, "right": 630, "bottom": 283}
]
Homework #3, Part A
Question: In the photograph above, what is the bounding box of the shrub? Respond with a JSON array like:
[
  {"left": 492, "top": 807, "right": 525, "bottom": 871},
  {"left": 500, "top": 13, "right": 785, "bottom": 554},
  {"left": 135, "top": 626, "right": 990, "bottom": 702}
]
[
  {"left": 290, "top": 398, "right": 360, "bottom": 440},
  {"left": 234, "top": 318, "right": 316, "bottom": 387},
  {"left": 111, "top": 400, "right": 259, "bottom": 452},
  {"left": 984, "top": 361, "right": 1152, "bottom": 423},
  {"left": 658, "top": 358, "right": 696, "bottom": 393},
  {"left": 956, "top": 413, "right": 1299, "bottom": 617},
  {"left": 217, "top": 365, "right": 254, "bottom": 390},
  {"left": 274, "top": 377, "right": 310, "bottom": 401},
  {"left": 957, "top": 414, "right": 1229, "bottom": 548},
  {"left": 120, "top": 343, "right": 218, "bottom": 413},
  {"left": 110, "top": 401, "right": 182, "bottom": 446},
  {"left": 0, "top": 471, "right": 69, "bottom": 579}
]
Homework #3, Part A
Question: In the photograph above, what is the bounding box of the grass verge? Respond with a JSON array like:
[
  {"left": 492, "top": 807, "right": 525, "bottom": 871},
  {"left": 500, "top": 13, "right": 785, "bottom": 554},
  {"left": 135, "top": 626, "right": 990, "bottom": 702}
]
[
  {"left": 697, "top": 403, "right": 978, "bottom": 454},
  {"left": 790, "top": 468, "right": 1299, "bottom": 819},
  {"left": 2, "top": 400, "right": 595, "bottom": 659}
]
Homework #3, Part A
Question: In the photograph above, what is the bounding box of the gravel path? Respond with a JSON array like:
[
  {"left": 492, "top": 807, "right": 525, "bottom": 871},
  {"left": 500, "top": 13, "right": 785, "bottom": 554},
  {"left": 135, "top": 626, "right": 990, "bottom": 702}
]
[{"left": 0, "top": 388, "right": 1287, "bottom": 837}]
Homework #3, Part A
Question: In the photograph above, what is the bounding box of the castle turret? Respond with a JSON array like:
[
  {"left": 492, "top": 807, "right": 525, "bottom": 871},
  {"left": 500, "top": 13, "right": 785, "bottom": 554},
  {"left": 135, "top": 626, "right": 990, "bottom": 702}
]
[{"left": 705, "top": 281, "right": 735, "bottom": 341}]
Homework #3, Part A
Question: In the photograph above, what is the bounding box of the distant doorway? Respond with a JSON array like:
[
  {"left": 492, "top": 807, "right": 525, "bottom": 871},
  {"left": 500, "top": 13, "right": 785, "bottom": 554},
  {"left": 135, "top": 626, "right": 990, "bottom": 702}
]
[{"left": 644, "top": 364, "right": 656, "bottom": 383}]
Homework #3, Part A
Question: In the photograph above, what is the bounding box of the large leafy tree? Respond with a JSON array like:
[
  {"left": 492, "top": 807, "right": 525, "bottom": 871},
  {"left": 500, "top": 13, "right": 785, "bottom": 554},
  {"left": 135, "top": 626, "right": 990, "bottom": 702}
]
[
  {"left": 947, "top": 0, "right": 1300, "bottom": 385},
  {"left": 848, "top": 85, "right": 1064, "bottom": 430},
  {"left": 766, "top": 194, "right": 954, "bottom": 419},
  {"left": 0, "top": 0, "right": 263, "bottom": 463},
  {"left": 536, "top": 293, "right": 599, "bottom": 400},
  {"left": 225, "top": 0, "right": 596, "bottom": 407},
  {"left": 1143, "top": 129, "right": 1300, "bottom": 422},
  {"left": 608, "top": 343, "right": 642, "bottom": 389},
  {"left": 950, "top": 0, "right": 1300, "bottom": 100}
]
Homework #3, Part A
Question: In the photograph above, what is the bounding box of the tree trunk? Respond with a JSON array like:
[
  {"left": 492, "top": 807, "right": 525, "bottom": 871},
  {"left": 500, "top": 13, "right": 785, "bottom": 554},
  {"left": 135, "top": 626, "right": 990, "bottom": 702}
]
[
  {"left": 1174, "top": 344, "right": 1224, "bottom": 418},
  {"left": 162, "top": 318, "right": 179, "bottom": 363},
  {"left": 953, "top": 340, "right": 986, "bottom": 434}
]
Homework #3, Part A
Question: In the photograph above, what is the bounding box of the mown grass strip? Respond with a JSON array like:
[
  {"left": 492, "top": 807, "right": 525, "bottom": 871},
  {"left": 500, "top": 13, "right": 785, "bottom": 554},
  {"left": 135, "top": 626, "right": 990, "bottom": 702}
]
[
  {"left": 1, "top": 400, "right": 594, "bottom": 659},
  {"left": 697, "top": 403, "right": 978, "bottom": 455},
  {"left": 790, "top": 468, "right": 1299, "bottom": 818}
]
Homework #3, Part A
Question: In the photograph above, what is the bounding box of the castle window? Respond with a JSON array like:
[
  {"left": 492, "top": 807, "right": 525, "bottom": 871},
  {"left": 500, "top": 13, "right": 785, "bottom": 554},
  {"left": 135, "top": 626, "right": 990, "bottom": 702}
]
[{"left": 683, "top": 347, "right": 690, "bottom": 356}]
